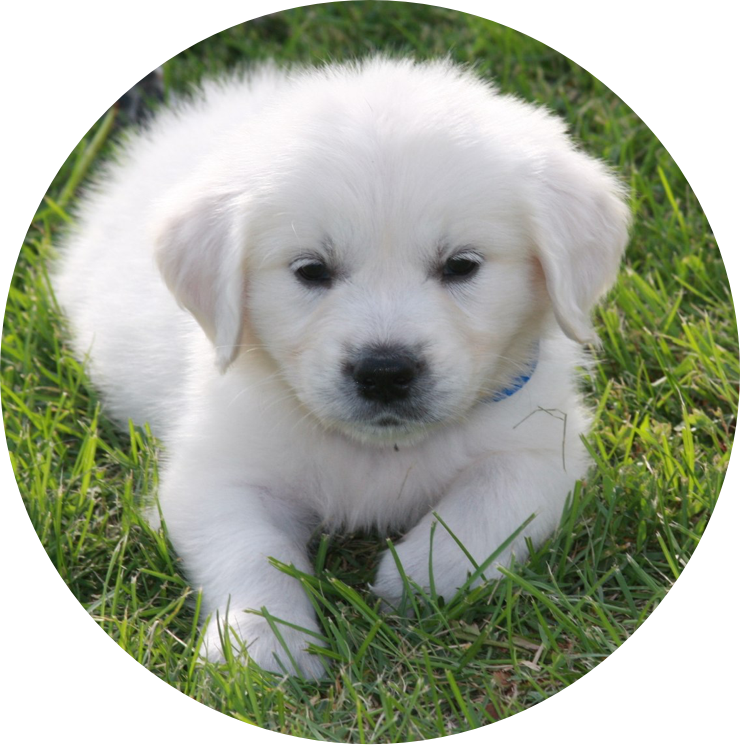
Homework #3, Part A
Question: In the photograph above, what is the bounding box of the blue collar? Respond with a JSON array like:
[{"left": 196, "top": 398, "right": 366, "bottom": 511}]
[{"left": 484, "top": 346, "right": 539, "bottom": 403}]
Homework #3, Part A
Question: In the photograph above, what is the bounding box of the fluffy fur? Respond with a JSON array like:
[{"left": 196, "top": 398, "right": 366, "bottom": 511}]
[{"left": 54, "top": 58, "right": 630, "bottom": 678}]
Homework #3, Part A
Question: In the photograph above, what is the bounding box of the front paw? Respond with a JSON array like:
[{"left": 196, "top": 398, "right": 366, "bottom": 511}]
[
  {"left": 372, "top": 525, "right": 490, "bottom": 608},
  {"left": 371, "top": 539, "right": 456, "bottom": 608},
  {"left": 201, "top": 610, "right": 327, "bottom": 679}
]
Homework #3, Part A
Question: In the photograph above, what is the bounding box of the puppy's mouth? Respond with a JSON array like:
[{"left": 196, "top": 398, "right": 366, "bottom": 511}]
[
  {"left": 374, "top": 415, "right": 404, "bottom": 427},
  {"left": 334, "top": 403, "right": 444, "bottom": 446},
  {"left": 296, "top": 382, "right": 440, "bottom": 445}
]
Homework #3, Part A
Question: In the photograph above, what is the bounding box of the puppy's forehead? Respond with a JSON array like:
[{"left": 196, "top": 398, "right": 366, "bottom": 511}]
[
  {"left": 246, "top": 64, "right": 546, "bottom": 263},
  {"left": 258, "top": 184, "right": 525, "bottom": 271},
  {"left": 255, "top": 130, "right": 531, "bottom": 264}
]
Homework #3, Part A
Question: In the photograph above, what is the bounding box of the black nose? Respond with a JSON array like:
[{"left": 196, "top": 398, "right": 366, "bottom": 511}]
[{"left": 348, "top": 349, "right": 423, "bottom": 404}]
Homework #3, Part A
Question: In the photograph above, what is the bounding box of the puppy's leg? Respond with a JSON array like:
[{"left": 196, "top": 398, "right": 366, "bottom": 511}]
[
  {"left": 372, "top": 450, "right": 583, "bottom": 606},
  {"left": 159, "top": 476, "right": 324, "bottom": 678}
]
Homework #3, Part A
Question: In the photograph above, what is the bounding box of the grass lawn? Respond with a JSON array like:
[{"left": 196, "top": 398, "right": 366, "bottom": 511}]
[{"left": 2, "top": 3, "right": 736, "bottom": 741}]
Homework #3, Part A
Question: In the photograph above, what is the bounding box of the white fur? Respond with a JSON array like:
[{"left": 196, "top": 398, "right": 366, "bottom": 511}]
[{"left": 54, "top": 58, "right": 630, "bottom": 678}]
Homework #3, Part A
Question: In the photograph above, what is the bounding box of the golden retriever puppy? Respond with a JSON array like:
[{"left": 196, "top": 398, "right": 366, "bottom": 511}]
[{"left": 55, "top": 58, "right": 630, "bottom": 677}]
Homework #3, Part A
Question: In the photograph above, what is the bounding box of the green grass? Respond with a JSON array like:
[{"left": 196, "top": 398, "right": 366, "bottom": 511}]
[{"left": 2, "top": 3, "right": 736, "bottom": 741}]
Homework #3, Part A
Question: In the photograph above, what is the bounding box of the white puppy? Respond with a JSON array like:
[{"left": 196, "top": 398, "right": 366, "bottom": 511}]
[{"left": 55, "top": 58, "right": 629, "bottom": 678}]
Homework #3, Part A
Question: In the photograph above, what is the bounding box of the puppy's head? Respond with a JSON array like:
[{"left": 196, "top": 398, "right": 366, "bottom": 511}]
[{"left": 155, "top": 59, "right": 629, "bottom": 445}]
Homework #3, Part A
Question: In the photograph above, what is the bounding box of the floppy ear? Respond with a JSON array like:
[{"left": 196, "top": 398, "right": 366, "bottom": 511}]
[
  {"left": 531, "top": 147, "right": 631, "bottom": 343},
  {"left": 154, "top": 190, "right": 246, "bottom": 372}
]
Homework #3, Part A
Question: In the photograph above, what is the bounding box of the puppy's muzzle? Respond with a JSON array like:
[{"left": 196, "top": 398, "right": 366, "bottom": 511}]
[{"left": 345, "top": 347, "right": 425, "bottom": 405}]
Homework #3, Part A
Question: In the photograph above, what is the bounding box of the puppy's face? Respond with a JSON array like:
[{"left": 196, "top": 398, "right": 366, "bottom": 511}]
[
  {"left": 246, "top": 134, "right": 547, "bottom": 445},
  {"left": 155, "top": 60, "right": 629, "bottom": 446}
]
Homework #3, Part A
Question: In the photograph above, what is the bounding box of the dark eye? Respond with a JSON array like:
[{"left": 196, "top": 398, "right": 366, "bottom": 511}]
[
  {"left": 294, "top": 260, "right": 332, "bottom": 286},
  {"left": 442, "top": 254, "right": 481, "bottom": 281}
]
